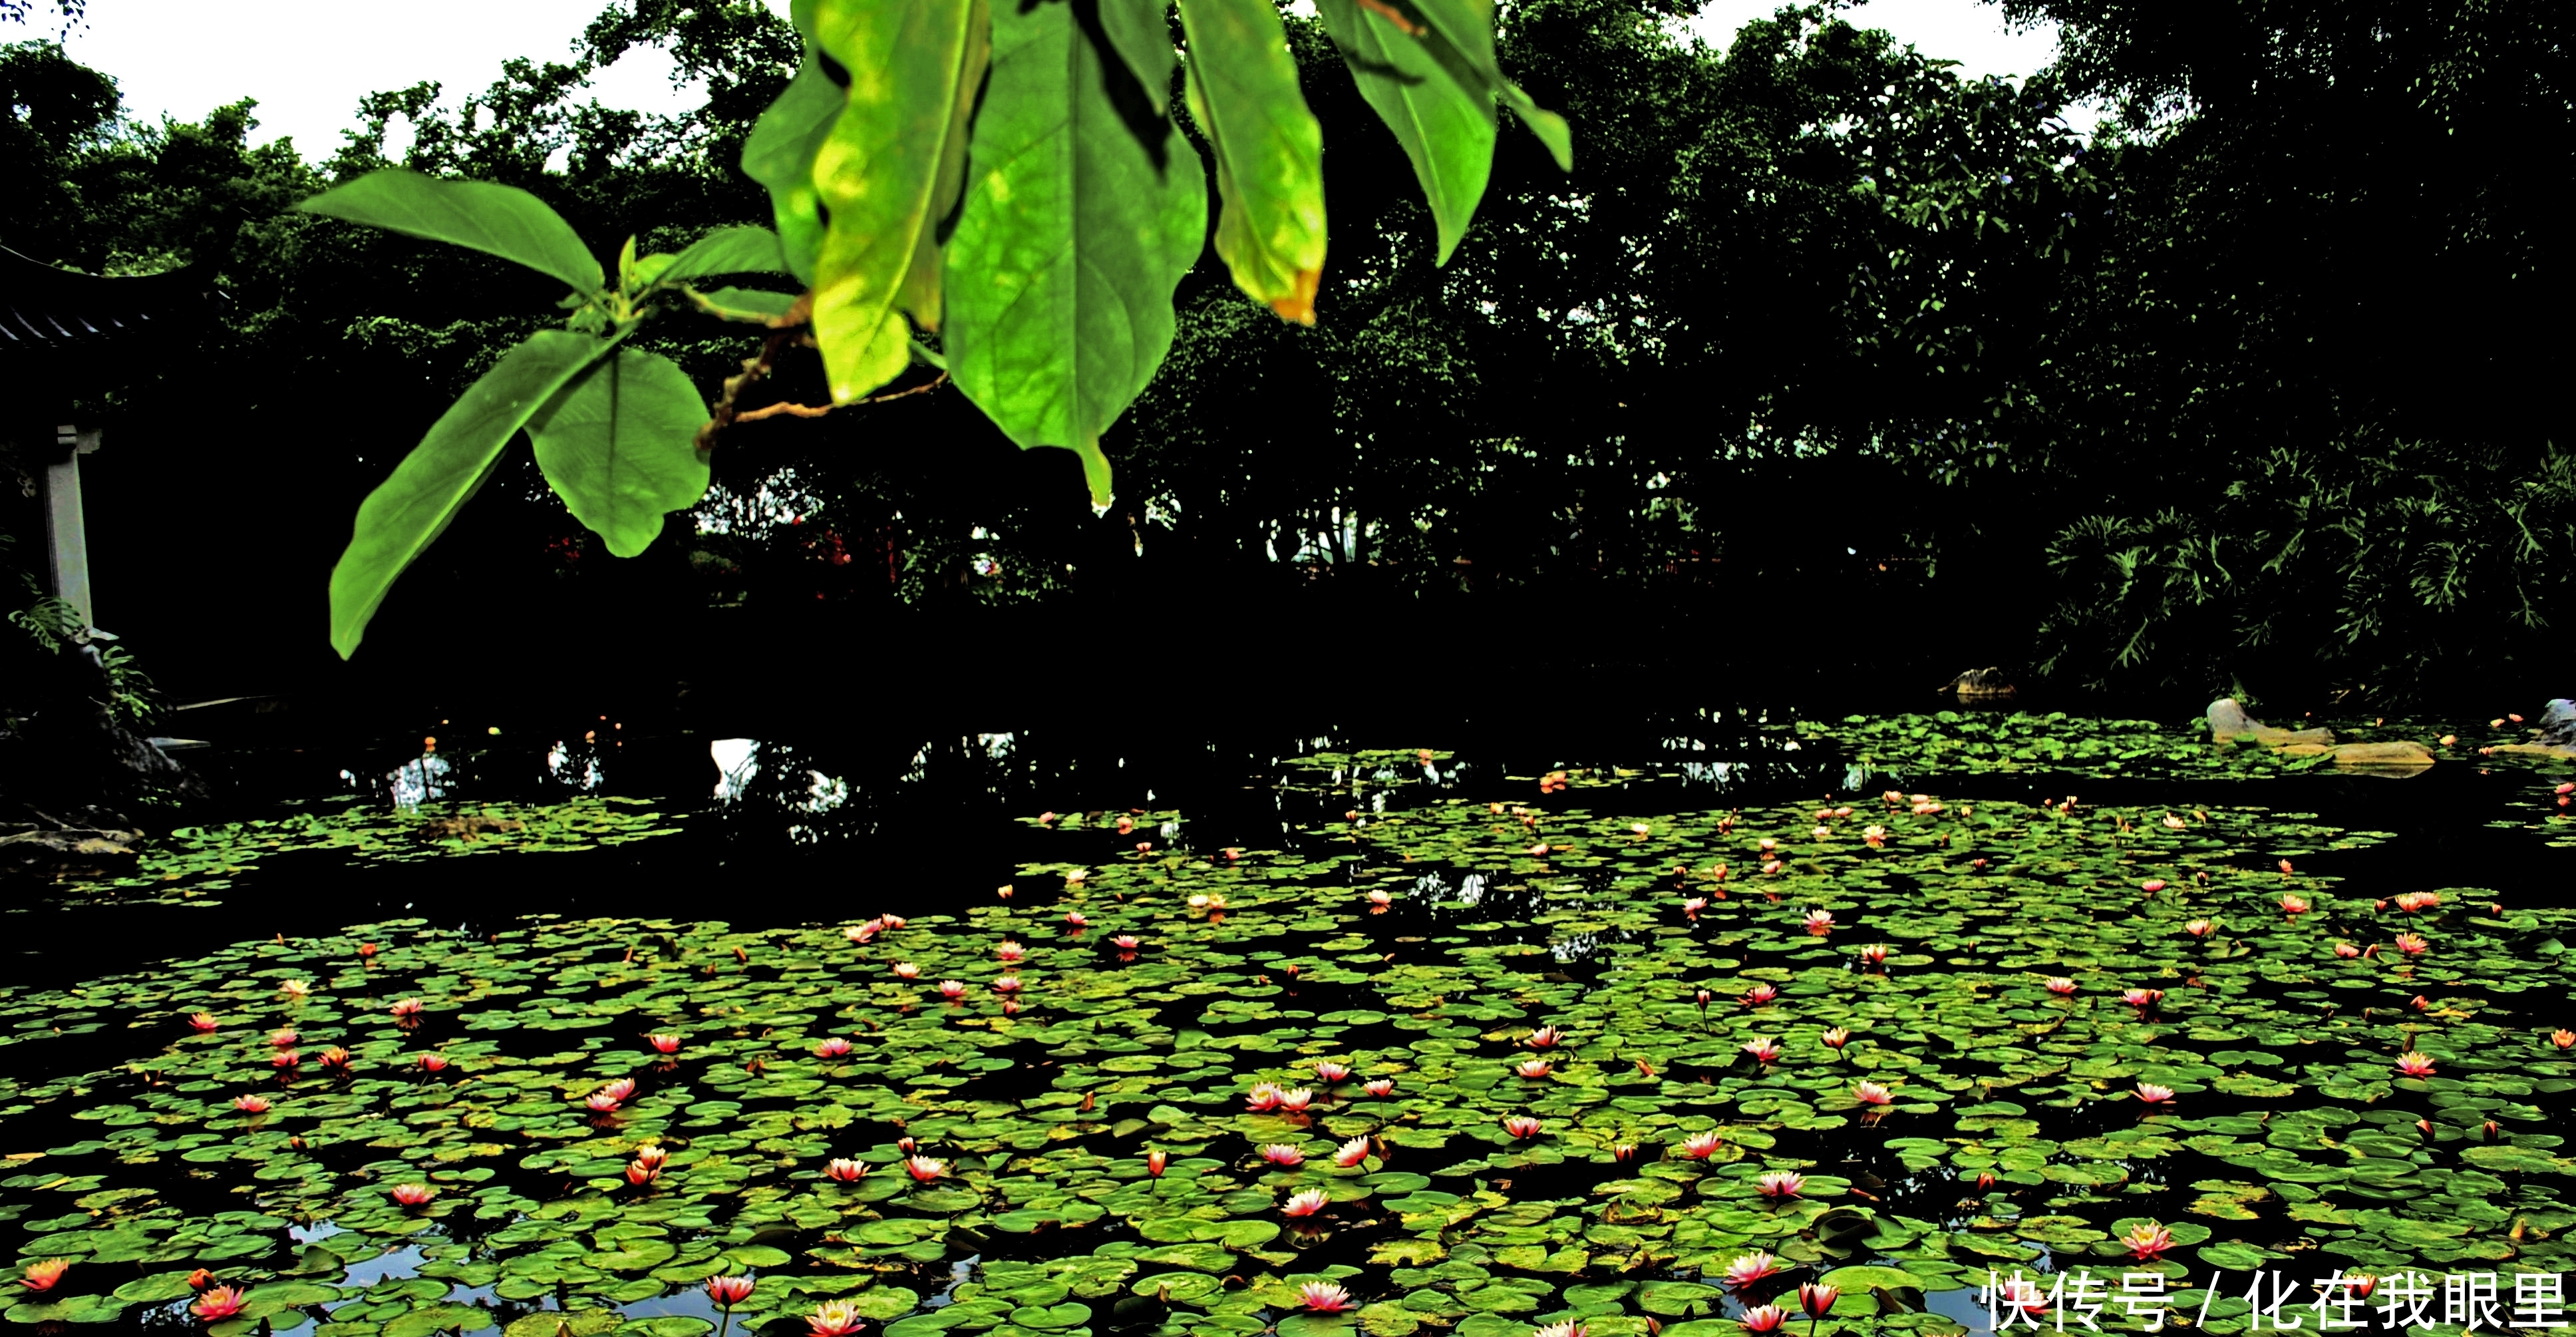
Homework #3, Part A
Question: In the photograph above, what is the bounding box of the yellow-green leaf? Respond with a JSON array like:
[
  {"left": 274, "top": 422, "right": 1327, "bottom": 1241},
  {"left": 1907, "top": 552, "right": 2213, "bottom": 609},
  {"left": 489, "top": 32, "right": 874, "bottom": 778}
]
[
  {"left": 1314, "top": 0, "right": 1494, "bottom": 263},
  {"left": 806, "top": 0, "right": 984, "bottom": 403},
  {"left": 1180, "top": 0, "right": 1327, "bottom": 322}
]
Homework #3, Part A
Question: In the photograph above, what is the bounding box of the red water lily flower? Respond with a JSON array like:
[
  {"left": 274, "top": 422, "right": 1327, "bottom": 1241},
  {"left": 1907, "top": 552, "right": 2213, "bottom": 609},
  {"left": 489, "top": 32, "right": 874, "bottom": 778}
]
[
  {"left": 191, "top": 1285, "right": 249, "bottom": 1320},
  {"left": 233, "top": 1095, "right": 270, "bottom": 1113},
  {"left": 21, "top": 1260, "right": 69, "bottom": 1292},
  {"left": 648, "top": 1035, "right": 681, "bottom": 1054},
  {"left": 707, "top": 1276, "right": 756, "bottom": 1306}
]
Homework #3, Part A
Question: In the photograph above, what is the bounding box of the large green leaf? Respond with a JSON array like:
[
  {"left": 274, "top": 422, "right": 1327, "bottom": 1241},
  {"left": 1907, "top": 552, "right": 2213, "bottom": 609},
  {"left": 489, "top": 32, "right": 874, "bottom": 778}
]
[
  {"left": 943, "top": 0, "right": 1208, "bottom": 508},
  {"left": 1096, "top": 0, "right": 1176, "bottom": 102},
  {"left": 297, "top": 168, "right": 603, "bottom": 293},
  {"left": 1180, "top": 0, "right": 1327, "bottom": 323},
  {"left": 525, "top": 347, "right": 713, "bottom": 558},
  {"left": 1313, "top": 0, "right": 1494, "bottom": 263},
  {"left": 328, "top": 330, "right": 613, "bottom": 658},
  {"left": 740, "top": 53, "right": 841, "bottom": 285},
  {"left": 1393, "top": 0, "right": 1571, "bottom": 166},
  {"left": 805, "top": 0, "right": 984, "bottom": 403},
  {"left": 659, "top": 226, "right": 789, "bottom": 284}
]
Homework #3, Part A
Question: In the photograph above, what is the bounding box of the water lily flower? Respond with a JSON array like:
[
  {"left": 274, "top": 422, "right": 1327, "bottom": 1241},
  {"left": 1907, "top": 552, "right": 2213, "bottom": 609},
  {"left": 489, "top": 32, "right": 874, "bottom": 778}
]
[
  {"left": 1282, "top": 1188, "right": 1329, "bottom": 1217},
  {"left": 1314, "top": 1061, "right": 1351, "bottom": 1083},
  {"left": 2134, "top": 1083, "right": 2175, "bottom": 1105},
  {"left": 1301, "top": 1282, "right": 1355, "bottom": 1313},
  {"left": 1245, "top": 1083, "right": 1284, "bottom": 1111},
  {"left": 186, "top": 1269, "right": 214, "bottom": 1290},
  {"left": 191, "top": 1285, "right": 248, "bottom": 1320},
  {"left": 635, "top": 1144, "right": 669, "bottom": 1171},
  {"left": 391, "top": 998, "right": 424, "bottom": 1022},
  {"left": 1798, "top": 1283, "right": 1840, "bottom": 1319},
  {"left": 844, "top": 923, "right": 878, "bottom": 944},
  {"left": 1367, "top": 890, "right": 1393, "bottom": 906},
  {"left": 1335, "top": 1136, "right": 1370, "bottom": 1167},
  {"left": 892, "top": 962, "right": 920, "bottom": 979},
  {"left": 1724, "top": 1252, "right": 1782, "bottom": 1287},
  {"left": 1760, "top": 860, "right": 1784, "bottom": 875},
  {"left": 2554, "top": 1030, "right": 2576, "bottom": 1050},
  {"left": 1756, "top": 1171, "right": 1805, "bottom": 1199},
  {"left": 1803, "top": 910, "right": 1836, "bottom": 935},
  {"left": 1528, "top": 1025, "right": 1563, "bottom": 1048},
  {"left": 2121, "top": 988, "right": 2164, "bottom": 1009},
  {"left": 1146, "top": 1150, "right": 1168, "bottom": 1177},
  {"left": 273, "top": 1050, "right": 301, "bottom": 1069},
  {"left": 880, "top": 914, "right": 907, "bottom": 930},
  {"left": 1859, "top": 944, "right": 1888, "bottom": 966},
  {"left": 599, "top": 1078, "right": 636, "bottom": 1103},
  {"left": 1742, "top": 984, "right": 1780, "bottom": 1006},
  {"left": 188, "top": 1012, "right": 219, "bottom": 1032},
  {"left": 587, "top": 1093, "right": 623, "bottom": 1113},
  {"left": 1277, "top": 1088, "right": 1315, "bottom": 1113},
  {"left": 1677, "top": 1131, "right": 1725, "bottom": 1160},
  {"left": 1534, "top": 1323, "right": 1589, "bottom": 1337},
  {"left": 2397, "top": 1051, "right": 2437, "bottom": 1077},
  {"left": 2140, "top": 879, "right": 2167, "bottom": 893},
  {"left": 2277, "top": 860, "right": 2295, "bottom": 874},
  {"left": 391, "top": 1183, "right": 434, "bottom": 1205},
  {"left": 2122, "top": 1222, "right": 2174, "bottom": 1259},
  {"left": 1516, "top": 1059, "right": 1553, "bottom": 1079},
  {"left": 1364, "top": 1078, "right": 1395, "bottom": 1097},
  {"left": 816, "top": 1037, "right": 853, "bottom": 1059},
  {"left": 2044, "top": 977, "right": 2076, "bottom": 996},
  {"left": 1504, "top": 1115, "right": 1543, "bottom": 1139},
  {"left": 1862, "top": 825, "right": 1887, "bottom": 848},
  {"left": 1112, "top": 935, "right": 1142, "bottom": 950},
  {"left": 2412, "top": 994, "right": 2432, "bottom": 1012},
  {"left": 2395, "top": 932, "right": 2430, "bottom": 956},
  {"left": 707, "top": 1276, "right": 756, "bottom": 1306},
  {"left": 233, "top": 1094, "right": 270, "bottom": 1113},
  {"left": 1973, "top": 1171, "right": 1997, "bottom": 1189},
  {"left": 2000, "top": 1277, "right": 2052, "bottom": 1317},
  {"left": 625, "top": 1160, "right": 659, "bottom": 1185},
  {"left": 280, "top": 980, "right": 310, "bottom": 999},
  {"left": 649, "top": 1034, "right": 681, "bottom": 1054},
  {"left": 359, "top": 942, "right": 379, "bottom": 958},
  {"left": 270, "top": 1028, "right": 299, "bottom": 1048},
  {"left": 317, "top": 1047, "right": 351, "bottom": 1073},
  {"left": 993, "top": 975, "right": 1023, "bottom": 994},
  {"left": 824, "top": 1158, "right": 868, "bottom": 1182},
  {"left": 1757, "top": 837, "right": 1778, "bottom": 853},
  {"left": 905, "top": 1155, "right": 946, "bottom": 1182},
  {"left": 1695, "top": 988, "right": 1714, "bottom": 1012},
  {"left": 1853, "top": 1081, "right": 1893, "bottom": 1105},
  {"left": 1064, "top": 911, "right": 1089, "bottom": 928},
  {"left": 937, "top": 980, "right": 967, "bottom": 1001},
  {"left": 1738, "top": 1310, "right": 1791, "bottom": 1336},
  {"left": 996, "top": 940, "right": 1025, "bottom": 962},
  {"left": 1187, "top": 894, "right": 1209, "bottom": 910},
  {"left": 1820, "top": 1026, "right": 1850, "bottom": 1050},
  {"left": 2334, "top": 942, "right": 2362, "bottom": 958},
  {"left": 2183, "top": 919, "right": 2215, "bottom": 938},
  {"left": 2281, "top": 895, "right": 2311, "bottom": 915},
  {"left": 1261, "top": 1143, "right": 1305, "bottom": 1167},
  {"left": 21, "top": 1260, "right": 69, "bottom": 1292},
  {"left": 807, "top": 1299, "right": 866, "bottom": 1336}
]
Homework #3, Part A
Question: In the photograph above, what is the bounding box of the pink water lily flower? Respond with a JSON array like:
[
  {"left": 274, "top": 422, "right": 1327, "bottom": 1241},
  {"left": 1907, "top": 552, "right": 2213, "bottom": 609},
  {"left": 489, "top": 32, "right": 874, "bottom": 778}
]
[
  {"left": 937, "top": 980, "right": 967, "bottom": 1000},
  {"left": 649, "top": 1035, "right": 681, "bottom": 1055},
  {"left": 2281, "top": 895, "right": 2311, "bottom": 915},
  {"left": 2140, "top": 879, "right": 2167, "bottom": 892},
  {"left": 1313, "top": 1061, "right": 1351, "bottom": 1083},
  {"left": 188, "top": 1012, "right": 219, "bottom": 1032},
  {"left": 815, "top": 1037, "right": 853, "bottom": 1059},
  {"left": 1504, "top": 1115, "right": 1543, "bottom": 1139},
  {"left": 1742, "top": 984, "right": 1780, "bottom": 1006},
  {"left": 1364, "top": 1078, "right": 1396, "bottom": 1097},
  {"left": 2395, "top": 932, "right": 2430, "bottom": 956},
  {"left": 1678, "top": 1131, "right": 1724, "bottom": 1160},
  {"left": 1739, "top": 1306, "right": 1789, "bottom": 1334},
  {"left": 806, "top": 1300, "right": 866, "bottom": 1336},
  {"left": 1112, "top": 935, "right": 1141, "bottom": 950},
  {"left": 391, "top": 1183, "right": 434, "bottom": 1205},
  {"left": 2122, "top": 1223, "right": 2174, "bottom": 1259},
  {"left": 707, "top": 1276, "right": 756, "bottom": 1306},
  {"left": 1261, "top": 1143, "right": 1305, "bottom": 1167},
  {"left": 1245, "top": 1082, "right": 1284, "bottom": 1112},
  {"left": 1276, "top": 1088, "right": 1314, "bottom": 1113},
  {"left": 824, "top": 1159, "right": 868, "bottom": 1182},
  {"left": 1804, "top": 910, "right": 1836, "bottom": 934},
  {"left": 1756, "top": 1171, "right": 1806, "bottom": 1199},
  {"left": 993, "top": 975, "right": 1023, "bottom": 994},
  {"left": 1282, "top": 1188, "right": 1329, "bottom": 1217},
  {"left": 270, "top": 1028, "right": 299, "bottom": 1048},
  {"left": 1741, "top": 1037, "right": 1780, "bottom": 1065},
  {"left": 1515, "top": 1059, "right": 1553, "bottom": 1079},
  {"left": 2134, "top": 1083, "right": 2175, "bottom": 1104},
  {"left": 1528, "top": 1026, "right": 1563, "bottom": 1048},
  {"left": 1534, "top": 1323, "right": 1589, "bottom": 1337},
  {"left": 21, "top": 1260, "right": 69, "bottom": 1292},
  {"left": 391, "top": 998, "right": 424, "bottom": 1021},
  {"left": 634, "top": 1144, "right": 669, "bottom": 1171},
  {"left": 2120, "top": 988, "right": 2164, "bottom": 1008},
  {"left": 233, "top": 1094, "right": 270, "bottom": 1113},
  {"left": 2044, "top": 977, "right": 2076, "bottom": 996},
  {"left": 892, "top": 962, "right": 920, "bottom": 979},
  {"left": 1724, "top": 1252, "right": 1782, "bottom": 1287},
  {"left": 1853, "top": 1081, "right": 1893, "bottom": 1105},
  {"left": 1858, "top": 944, "right": 1888, "bottom": 966},
  {"left": 906, "top": 1156, "right": 947, "bottom": 1182},
  {"left": 191, "top": 1285, "right": 249, "bottom": 1320},
  {"left": 1820, "top": 1026, "right": 1851, "bottom": 1049},
  {"left": 2397, "top": 1051, "right": 2437, "bottom": 1077},
  {"left": 1301, "top": 1282, "right": 1355, "bottom": 1312},
  {"left": 1334, "top": 1136, "right": 1370, "bottom": 1168},
  {"left": 2183, "top": 919, "right": 2215, "bottom": 938},
  {"left": 1798, "top": 1284, "right": 1841, "bottom": 1320}
]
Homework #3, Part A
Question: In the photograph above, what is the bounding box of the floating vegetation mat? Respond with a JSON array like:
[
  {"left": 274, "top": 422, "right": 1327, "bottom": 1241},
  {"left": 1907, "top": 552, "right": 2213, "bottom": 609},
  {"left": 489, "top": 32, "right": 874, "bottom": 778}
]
[{"left": 4, "top": 773, "right": 2575, "bottom": 1337}]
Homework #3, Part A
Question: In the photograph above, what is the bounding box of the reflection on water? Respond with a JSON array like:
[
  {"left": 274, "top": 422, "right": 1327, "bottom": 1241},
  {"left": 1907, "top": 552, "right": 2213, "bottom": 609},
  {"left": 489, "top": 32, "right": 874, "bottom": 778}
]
[{"left": 386, "top": 751, "right": 450, "bottom": 809}]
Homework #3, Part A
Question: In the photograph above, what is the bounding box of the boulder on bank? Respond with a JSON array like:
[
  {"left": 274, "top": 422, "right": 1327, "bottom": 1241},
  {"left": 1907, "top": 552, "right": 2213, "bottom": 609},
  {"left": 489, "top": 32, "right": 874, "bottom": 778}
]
[
  {"left": 2207, "top": 699, "right": 2434, "bottom": 771},
  {"left": 2488, "top": 698, "right": 2576, "bottom": 758},
  {"left": 2207, "top": 699, "right": 2334, "bottom": 746}
]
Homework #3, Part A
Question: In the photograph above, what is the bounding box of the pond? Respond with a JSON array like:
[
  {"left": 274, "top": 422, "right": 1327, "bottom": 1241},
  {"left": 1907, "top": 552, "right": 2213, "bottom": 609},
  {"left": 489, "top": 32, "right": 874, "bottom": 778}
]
[{"left": 5, "top": 704, "right": 2574, "bottom": 1337}]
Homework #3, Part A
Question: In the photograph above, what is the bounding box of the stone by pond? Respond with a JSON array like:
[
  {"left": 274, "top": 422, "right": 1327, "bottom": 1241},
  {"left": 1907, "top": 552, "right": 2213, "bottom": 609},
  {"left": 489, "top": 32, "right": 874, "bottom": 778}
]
[{"left": 3, "top": 712, "right": 2574, "bottom": 1337}]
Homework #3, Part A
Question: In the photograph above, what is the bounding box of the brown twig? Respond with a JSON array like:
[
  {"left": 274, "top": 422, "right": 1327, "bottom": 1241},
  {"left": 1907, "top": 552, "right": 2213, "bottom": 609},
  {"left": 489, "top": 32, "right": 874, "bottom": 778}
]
[{"left": 730, "top": 371, "right": 949, "bottom": 426}]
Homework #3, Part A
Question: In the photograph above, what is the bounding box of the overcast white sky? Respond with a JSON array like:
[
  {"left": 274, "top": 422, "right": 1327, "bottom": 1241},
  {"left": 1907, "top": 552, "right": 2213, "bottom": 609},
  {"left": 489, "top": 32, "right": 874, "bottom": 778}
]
[{"left": 27, "top": 0, "right": 2074, "bottom": 163}]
